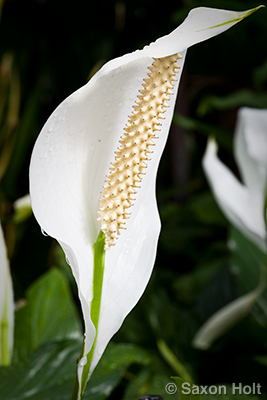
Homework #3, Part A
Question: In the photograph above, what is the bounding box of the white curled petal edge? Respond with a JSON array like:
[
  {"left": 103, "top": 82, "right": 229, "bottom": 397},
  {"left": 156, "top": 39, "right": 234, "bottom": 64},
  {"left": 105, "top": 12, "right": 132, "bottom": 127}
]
[
  {"left": 203, "top": 138, "right": 267, "bottom": 252},
  {"left": 234, "top": 107, "right": 267, "bottom": 211}
]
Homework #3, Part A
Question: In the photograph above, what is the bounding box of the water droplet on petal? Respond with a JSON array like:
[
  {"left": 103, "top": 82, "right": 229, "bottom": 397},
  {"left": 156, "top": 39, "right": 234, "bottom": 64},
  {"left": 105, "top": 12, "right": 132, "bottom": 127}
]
[
  {"left": 79, "top": 356, "right": 87, "bottom": 367},
  {"left": 41, "top": 228, "right": 49, "bottom": 237}
]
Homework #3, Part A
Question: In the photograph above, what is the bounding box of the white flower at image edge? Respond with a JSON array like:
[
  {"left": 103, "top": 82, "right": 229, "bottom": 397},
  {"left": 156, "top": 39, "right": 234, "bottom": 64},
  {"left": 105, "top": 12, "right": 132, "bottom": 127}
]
[
  {"left": 0, "top": 223, "right": 14, "bottom": 366},
  {"left": 29, "top": 5, "right": 261, "bottom": 393},
  {"left": 203, "top": 107, "right": 267, "bottom": 253}
]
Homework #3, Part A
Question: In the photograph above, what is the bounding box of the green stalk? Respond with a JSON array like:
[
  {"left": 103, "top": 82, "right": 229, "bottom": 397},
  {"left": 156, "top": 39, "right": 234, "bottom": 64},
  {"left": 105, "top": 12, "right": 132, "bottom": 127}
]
[
  {"left": 157, "top": 338, "right": 194, "bottom": 384},
  {"left": 71, "top": 231, "right": 106, "bottom": 400},
  {"left": 1, "top": 275, "right": 10, "bottom": 365}
]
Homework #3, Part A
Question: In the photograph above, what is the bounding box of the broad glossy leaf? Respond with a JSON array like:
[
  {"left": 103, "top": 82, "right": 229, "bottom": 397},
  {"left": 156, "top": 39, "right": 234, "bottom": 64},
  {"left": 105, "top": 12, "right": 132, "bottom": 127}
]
[
  {"left": 0, "top": 340, "right": 151, "bottom": 400},
  {"left": 14, "top": 268, "right": 82, "bottom": 361}
]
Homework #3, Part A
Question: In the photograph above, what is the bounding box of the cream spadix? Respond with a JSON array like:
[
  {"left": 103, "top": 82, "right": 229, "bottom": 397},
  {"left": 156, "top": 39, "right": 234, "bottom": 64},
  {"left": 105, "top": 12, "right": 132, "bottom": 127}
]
[
  {"left": 29, "top": 6, "right": 262, "bottom": 399},
  {"left": 97, "top": 54, "right": 181, "bottom": 247}
]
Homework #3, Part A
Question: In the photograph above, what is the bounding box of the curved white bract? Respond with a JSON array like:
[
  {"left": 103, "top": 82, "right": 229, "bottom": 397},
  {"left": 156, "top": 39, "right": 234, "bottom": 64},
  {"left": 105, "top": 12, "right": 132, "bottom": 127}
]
[
  {"left": 203, "top": 108, "right": 267, "bottom": 253},
  {"left": 30, "top": 6, "right": 261, "bottom": 388}
]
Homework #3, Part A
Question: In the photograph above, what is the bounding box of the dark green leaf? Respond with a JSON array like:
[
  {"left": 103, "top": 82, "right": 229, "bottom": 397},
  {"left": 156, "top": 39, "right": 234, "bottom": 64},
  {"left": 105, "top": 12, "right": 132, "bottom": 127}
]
[
  {"left": 189, "top": 192, "right": 227, "bottom": 227},
  {"left": 0, "top": 340, "right": 151, "bottom": 400},
  {"left": 0, "top": 339, "right": 80, "bottom": 400},
  {"left": 197, "top": 90, "right": 267, "bottom": 117},
  {"left": 86, "top": 343, "right": 151, "bottom": 400},
  {"left": 14, "top": 268, "right": 82, "bottom": 361},
  {"left": 123, "top": 354, "right": 179, "bottom": 400},
  {"left": 173, "top": 113, "right": 232, "bottom": 151},
  {"left": 229, "top": 227, "right": 267, "bottom": 325}
]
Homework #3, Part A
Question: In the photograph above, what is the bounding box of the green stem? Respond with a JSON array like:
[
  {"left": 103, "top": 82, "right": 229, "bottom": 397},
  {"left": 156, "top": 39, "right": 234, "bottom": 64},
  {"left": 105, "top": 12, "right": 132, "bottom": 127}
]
[
  {"left": 71, "top": 231, "right": 106, "bottom": 400},
  {"left": 70, "top": 374, "right": 80, "bottom": 400},
  {"left": 70, "top": 340, "right": 85, "bottom": 400},
  {"left": 157, "top": 338, "right": 194, "bottom": 384},
  {"left": 1, "top": 269, "right": 11, "bottom": 366}
]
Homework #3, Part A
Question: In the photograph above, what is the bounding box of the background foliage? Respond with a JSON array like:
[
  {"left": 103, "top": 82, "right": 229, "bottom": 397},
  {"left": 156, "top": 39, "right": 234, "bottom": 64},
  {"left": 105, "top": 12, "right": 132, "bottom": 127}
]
[{"left": 0, "top": 0, "right": 267, "bottom": 399}]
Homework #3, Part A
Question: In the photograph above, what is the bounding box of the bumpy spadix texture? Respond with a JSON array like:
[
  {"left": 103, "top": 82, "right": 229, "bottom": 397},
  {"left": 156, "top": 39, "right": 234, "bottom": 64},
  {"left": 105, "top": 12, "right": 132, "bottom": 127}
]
[{"left": 98, "top": 54, "right": 181, "bottom": 247}]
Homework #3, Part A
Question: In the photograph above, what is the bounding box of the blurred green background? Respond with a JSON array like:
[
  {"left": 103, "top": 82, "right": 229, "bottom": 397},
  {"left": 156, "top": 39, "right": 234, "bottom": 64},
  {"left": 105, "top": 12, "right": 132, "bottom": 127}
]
[{"left": 1, "top": 0, "right": 267, "bottom": 399}]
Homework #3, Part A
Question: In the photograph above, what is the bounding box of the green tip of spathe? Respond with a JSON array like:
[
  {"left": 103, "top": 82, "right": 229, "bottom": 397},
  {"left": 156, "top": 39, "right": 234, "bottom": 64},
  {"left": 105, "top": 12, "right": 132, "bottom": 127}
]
[
  {"left": 243, "top": 5, "right": 264, "bottom": 17},
  {"left": 234, "top": 4, "right": 264, "bottom": 21},
  {"left": 233, "top": 4, "right": 264, "bottom": 22},
  {"left": 205, "top": 5, "right": 264, "bottom": 31}
]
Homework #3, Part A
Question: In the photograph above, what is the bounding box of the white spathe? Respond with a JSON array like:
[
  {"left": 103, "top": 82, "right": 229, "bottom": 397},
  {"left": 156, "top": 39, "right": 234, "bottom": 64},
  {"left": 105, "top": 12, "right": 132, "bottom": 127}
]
[
  {"left": 29, "top": 7, "right": 260, "bottom": 380},
  {"left": 203, "top": 107, "right": 267, "bottom": 253},
  {"left": 0, "top": 223, "right": 14, "bottom": 365}
]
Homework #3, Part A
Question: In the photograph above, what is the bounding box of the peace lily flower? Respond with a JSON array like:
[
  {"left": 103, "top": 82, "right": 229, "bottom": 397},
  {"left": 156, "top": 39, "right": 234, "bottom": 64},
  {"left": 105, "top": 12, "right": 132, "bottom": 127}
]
[
  {"left": 203, "top": 107, "right": 267, "bottom": 253},
  {"left": 0, "top": 223, "right": 14, "bottom": 366},
  {"left": 29, "top": 7, "right": 261, "bottom": 399}
]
